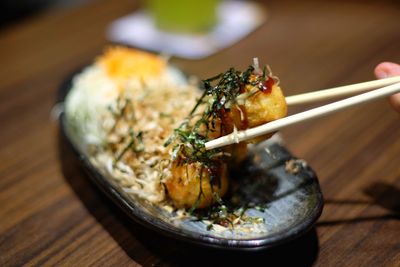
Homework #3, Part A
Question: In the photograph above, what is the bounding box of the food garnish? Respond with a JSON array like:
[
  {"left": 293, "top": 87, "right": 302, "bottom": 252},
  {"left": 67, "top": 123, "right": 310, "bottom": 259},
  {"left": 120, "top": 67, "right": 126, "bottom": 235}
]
[{"left": 65, "top": 47, "right": 287, "bottom": 232}]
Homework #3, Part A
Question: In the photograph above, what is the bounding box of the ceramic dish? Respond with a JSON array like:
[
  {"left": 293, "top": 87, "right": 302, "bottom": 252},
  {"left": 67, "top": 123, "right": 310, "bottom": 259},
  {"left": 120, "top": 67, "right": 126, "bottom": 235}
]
[{"left": 57, "top": 69, "right": 323, "bottom": 250}]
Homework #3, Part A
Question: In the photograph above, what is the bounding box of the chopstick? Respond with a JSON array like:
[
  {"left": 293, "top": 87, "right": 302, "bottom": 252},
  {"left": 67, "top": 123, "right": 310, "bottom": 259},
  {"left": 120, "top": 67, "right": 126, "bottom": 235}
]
[
  {"left": 286, "top": 76, "right": 400, "bottom": 105},
  {"left": 205, "top": 82, "right": 400, "bottom": 150}
]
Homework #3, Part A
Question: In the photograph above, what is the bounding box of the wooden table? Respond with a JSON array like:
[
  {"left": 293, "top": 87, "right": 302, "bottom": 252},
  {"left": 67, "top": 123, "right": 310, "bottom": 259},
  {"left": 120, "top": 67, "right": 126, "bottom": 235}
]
[{"left": 1, "top": 0, "right": 399, "bottom": 266}]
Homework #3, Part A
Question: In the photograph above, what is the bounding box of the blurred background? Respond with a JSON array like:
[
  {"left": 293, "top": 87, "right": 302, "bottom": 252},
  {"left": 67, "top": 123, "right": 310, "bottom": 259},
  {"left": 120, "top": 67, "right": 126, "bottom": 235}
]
[
  {"left": 0, "top": 0, "right": 92, "bottom": 28},
  {"left": 1, "top": 0, "right": 398, "bottom": 28},
  {"left": 0, "top": 0, "right": 399, "bottom": 266}
]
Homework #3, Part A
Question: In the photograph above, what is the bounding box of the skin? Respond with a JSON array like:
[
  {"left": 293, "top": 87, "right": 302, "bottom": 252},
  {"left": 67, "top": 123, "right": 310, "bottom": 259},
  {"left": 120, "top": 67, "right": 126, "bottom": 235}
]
[{"left": 374, "top": 62, "right": 400, "bottom": 113}]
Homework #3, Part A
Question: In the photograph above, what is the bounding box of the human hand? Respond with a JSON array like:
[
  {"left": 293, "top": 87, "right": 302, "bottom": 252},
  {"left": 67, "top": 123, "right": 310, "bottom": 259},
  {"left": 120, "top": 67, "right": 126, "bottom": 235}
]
[{"left": 374, "top": 62, "right": 400, "bottom": 113}]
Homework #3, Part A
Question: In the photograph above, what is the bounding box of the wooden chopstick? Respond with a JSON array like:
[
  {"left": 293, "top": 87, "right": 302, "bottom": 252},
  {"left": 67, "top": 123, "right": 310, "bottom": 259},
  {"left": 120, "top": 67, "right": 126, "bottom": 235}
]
[
  {"left": 205, "top": 82, "right": 400, "bottom": 150},
  {"left": 286, "top": 76, "right": 400, "bottom": 105}
]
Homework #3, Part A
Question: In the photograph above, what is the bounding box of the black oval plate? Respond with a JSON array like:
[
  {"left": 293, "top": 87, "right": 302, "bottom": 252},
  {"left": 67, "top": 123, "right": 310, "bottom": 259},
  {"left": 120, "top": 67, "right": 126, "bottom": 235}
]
[{"left": 57, "top": 69, "right": 323, "bottom": 251}]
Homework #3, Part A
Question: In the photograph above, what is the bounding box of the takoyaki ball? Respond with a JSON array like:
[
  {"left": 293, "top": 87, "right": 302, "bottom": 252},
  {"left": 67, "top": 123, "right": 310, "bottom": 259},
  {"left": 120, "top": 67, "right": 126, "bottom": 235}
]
[
  {"left": 165, "top": 160, "right": 228, "bottom": 209},
  {"left": 225, "top": 81, "right": 287, "bottom": 144},
  {"left": 243, "top": 83, "right": 287, "bottom": 128},
  {"left": 198, "top": 113, "right": 248, "bottom": 163}
]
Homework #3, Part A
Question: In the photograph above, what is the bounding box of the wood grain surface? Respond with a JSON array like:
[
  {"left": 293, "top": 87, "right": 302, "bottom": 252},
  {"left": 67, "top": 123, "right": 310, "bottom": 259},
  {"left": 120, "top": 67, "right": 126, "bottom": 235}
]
[{"left": 0, "top": 0, "right": 399, "bottom": 266}]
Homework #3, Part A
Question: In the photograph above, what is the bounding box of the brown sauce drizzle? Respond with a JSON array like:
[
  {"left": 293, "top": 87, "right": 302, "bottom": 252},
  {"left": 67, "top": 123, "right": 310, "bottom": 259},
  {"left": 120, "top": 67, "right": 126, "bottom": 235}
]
[{"left": 259, "top": 76, "right": 274, "bottom": 94}]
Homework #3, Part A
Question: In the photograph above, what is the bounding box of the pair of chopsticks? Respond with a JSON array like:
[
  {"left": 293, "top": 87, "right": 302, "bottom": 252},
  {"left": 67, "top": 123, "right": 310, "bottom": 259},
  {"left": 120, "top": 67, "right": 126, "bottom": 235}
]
[{"left": 205, "top": 76, "right": 400, "bottom": 150}]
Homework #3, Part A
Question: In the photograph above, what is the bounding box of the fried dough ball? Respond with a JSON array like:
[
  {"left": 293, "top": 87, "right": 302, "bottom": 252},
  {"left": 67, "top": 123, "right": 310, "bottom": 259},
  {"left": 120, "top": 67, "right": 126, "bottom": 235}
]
[
  {"left": 243, "top": 83, "right": 287, "bottom": 127},
  {"left": 227, "top": 80, "right": 287, "bottom": 143},
  {"left": 165, "top": 161, "right": 229, "bottom": 209},
  {"left": 202, "top": 75, "right": 287, "bottom": 144},
  {"left": 165, "top": 71, "right": 287, "bottom": 210},
  {"left": 198, "top": 113, "right": 248, "bottom": 163}
]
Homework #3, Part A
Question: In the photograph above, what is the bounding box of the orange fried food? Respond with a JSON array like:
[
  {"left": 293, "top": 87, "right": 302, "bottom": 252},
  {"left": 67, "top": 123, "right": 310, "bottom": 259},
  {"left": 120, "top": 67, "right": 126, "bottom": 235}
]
[
  {"left": 164, "top": 64, "right": 287, "bottom": 210},
  {"left": 243, "top": 82, "right": 287, "bottom": 128},
  {"left": 165, "top": 161, "right": 228, "bottom": 209},
  {"left": 97, "top": 46, "right": 166, "bottom": 80},
  {"left": 227, "top": 75, "right": 287, "bottom": 130},
  {"left": 227, "top": 75, "right": 287, "bottom": 143}
]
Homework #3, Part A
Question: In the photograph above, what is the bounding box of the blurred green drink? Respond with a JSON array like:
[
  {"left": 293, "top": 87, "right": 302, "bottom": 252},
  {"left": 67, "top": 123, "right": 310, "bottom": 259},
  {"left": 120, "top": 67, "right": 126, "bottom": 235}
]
[{"left": 145, "top": 0, "right": 220, "bottom": 33}]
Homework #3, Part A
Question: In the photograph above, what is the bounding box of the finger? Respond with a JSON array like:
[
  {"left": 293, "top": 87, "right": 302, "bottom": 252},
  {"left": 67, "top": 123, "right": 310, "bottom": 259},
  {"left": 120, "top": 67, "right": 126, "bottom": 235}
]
[
  {"left": 374, "top": 62, "right": 400, "bottom": 79},
  {"left": 388, "top": 93, "right": 400, "bottom": 113},
  {"left": 374, "top": 62, "right": 400, "bottom": 112}
]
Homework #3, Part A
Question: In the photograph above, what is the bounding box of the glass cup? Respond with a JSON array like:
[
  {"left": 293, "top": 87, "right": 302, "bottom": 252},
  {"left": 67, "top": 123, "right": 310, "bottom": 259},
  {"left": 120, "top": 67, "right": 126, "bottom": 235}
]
[{"left": 145, "top": 0, "right": 220, "bottom": 33}]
